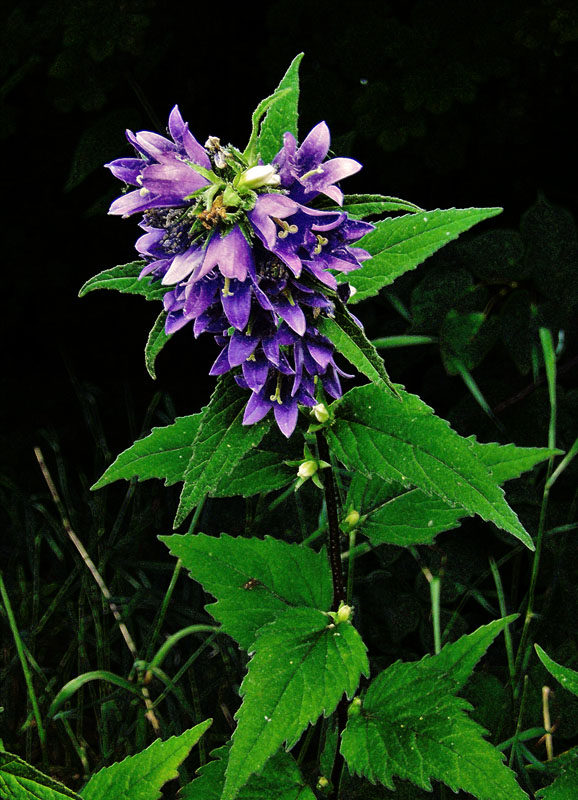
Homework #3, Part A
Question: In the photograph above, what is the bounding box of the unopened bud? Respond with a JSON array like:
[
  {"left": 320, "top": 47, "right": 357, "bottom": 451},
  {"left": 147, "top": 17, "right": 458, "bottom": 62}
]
[
  {"left": 348, "top": 696, "right": 362, "bottom": 716},
  {"left": 238, "top": 164, "right": 280, "bottom": 190},
  {"left": 312, "top": 403, "right": 330, "bottom": 423},
  {"left": 317, "top": 776, "right": 330, "bottom": 790},
  {"left": 344, "top": 509, "right": 360, "bottom": 527},
  {"left": 298, "top": 460, "right": 318, "bottom": 479},
  {"left": 336, "top": 603, "right": 352, "bottom": 623}
]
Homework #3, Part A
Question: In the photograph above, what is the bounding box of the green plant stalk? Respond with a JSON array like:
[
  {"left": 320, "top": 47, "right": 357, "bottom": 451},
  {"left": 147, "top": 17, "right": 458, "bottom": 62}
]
[
  {"left": 346, "top": 528, "right": 357, "bottom": 606},
  {"left": 0, "top": 572, "right": 46, "bottom": 756},
  {"left": 430, "top": 574, "right": 442, "bottom": 655},
  {"left": 489, "top": 556, "right": 515, "bottom": 687},
  {"left": 148, "top": 625, "right": 219, "bottom": 671},
  {"left": 514, "top": 328, "right": 557, "bottom": 693},
  {"left": 509, "top": 674, "right": 530, "bottom": 769},
  {"left": 371, "top": 334, "right": 438, "bottom": 348}
]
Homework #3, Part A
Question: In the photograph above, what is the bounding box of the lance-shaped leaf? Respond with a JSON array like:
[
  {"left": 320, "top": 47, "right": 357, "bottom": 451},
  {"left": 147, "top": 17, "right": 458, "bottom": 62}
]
[
  {"left": 182, "top": 745, "right": 316, "bottom": 800},
  {"left": 222, "top": 607, "right": 369, "bottom": 800},
  {"left": 340, "top": 194, "right": 424, "bottom": 219},
  {"left": 0, "top": 752, "right": 81, "bottom": 800},
  {"left": 347, "top": 439, "right": 555, "bottom": 548},
  {"left": 79, "top": 261, "right": 166, "bottom": 301},
  {"left": 328, "top": 383, "right": 534, "bottom": 549},
  {"left": 160, "top": 533, "right": 333, "bottom": 650},
  {"left": 341, "top": 618, "right": 527, "bottom": 800},
  {"left": 257, "top": 53, "right": 304, "bottom": 163},
  {"left": 535, "top": 645, "right": 578, "bottom": 698},
  {"left": 80, "top": 720, "right": 212, "bottom": 800},
  {"left": 174, "top": 376, "right": 270, "bottom": 526},
  {"left": 536, "top": 748, "right": 578, "bottom": 800},
  {"left": 342, "top": 207, "right": 503, "bottom": 304},
  {"left": 92, "top": 413, "right": 204, "bottom": 490},
  {"left": 145, "top": 311, "right": 171, "bottom": 379},
  {"left": 317, "top": 300, "right": 399, "bottom": 397}
]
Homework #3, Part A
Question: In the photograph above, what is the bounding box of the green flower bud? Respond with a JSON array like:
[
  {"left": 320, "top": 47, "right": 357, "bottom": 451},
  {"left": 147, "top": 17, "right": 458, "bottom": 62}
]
[
  {"left": 311, "top": 402, "right": 330, "bottom": 423},
  {"left": 317, "top": 776, "right": 330, "bottom": 790},
  {"left": 344, "top": 509, "right": 360, "bottom": 527},
  {"left": 336, "top": 603, "right": 352, "bottom": 623},
  {"left": 237, "top": 164, "right": 280, "bottom": 190},
  {"left": 348, "top": 696, "right": 362, "bottom": 716},
  {"left": 298, "top": 460, "right": 318, "bottom": 479}
]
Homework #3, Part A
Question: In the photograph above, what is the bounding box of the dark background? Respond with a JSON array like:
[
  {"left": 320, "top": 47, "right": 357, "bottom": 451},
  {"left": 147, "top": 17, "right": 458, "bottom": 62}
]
[{"left": 3, "top": 0, "right": 578, "bottom": 485}]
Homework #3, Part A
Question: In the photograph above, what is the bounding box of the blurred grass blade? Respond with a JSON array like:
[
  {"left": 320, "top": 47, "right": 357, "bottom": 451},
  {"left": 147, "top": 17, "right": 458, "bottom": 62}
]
[
  {"left": 371, "top": 335, "right": 437, "bottom": 349},
  {"left": 539, "top": 328, "right": 557, "bottom": 451},
  {"left": 48, "top": 671, "right": 144, "bottom": 718}
]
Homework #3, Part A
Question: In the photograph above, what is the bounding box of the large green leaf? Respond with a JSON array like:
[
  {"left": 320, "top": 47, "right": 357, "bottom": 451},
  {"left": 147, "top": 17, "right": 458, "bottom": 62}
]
[
  {"left": 174, "top": 377, "right": 270, "bottom": 526},
  {"left": 317, "top": 301, "right": 399, "bottom": 396},
  {"left": 347, "top": 438, "right": 555, "bottom": 548},
  {"left": 182, "top": 745, "right": 316, "bottom": 800},
  {"left": 535, "top": 645, "right": 578, "bottom": 698},
  {"left": 160, "top": 533, "right": 333, "bottom": 650},
  {"left": 0, "top": 752, "right": 80, "bottom": 800},
  {"left": 79, "top": 261, "right": 166, "bottom": 302},
  {"left": 257, "top": 53, "right": 304, "bottom": 163},
  {"left": 341, "top": 619, "right": 527, "bottom": 800},
  {"left": 222, "top": 607, "right": 369, "bottom": 800},
  {"left": 92, "top": 413, "right": 204, "bottom": 490},
  {"left": 328, "top": 383, "right": 534, "bottom": 549},
  {"left": 340, "top": 194, "right": 424, "bottom": 219},
  {"left": 343, "top": 207, "right": 503, "bottom": 304},
  {"left": 212, "top": 446, "right": 294, "bottom": 497},
  {"left": 80, "top": 720, "right": 211, "bottom": 800},
  {"left": 536, "top": 747, "right": 578, "bottom": 800}
]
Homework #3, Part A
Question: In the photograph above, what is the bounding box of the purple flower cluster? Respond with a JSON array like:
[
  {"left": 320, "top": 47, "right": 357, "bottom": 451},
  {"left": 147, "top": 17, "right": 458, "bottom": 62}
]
[{"left": 106, "top": 107, "right": 372, "bottom": 436}]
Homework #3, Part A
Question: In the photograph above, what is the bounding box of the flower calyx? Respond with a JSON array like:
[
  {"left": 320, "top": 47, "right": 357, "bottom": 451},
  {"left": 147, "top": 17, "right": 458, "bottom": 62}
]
[
  {"left": 286, "top": 444, "right": 330, "bottom": 490},
  {"left": 327, "top": 601, "right": 353, "bottom": 626}
]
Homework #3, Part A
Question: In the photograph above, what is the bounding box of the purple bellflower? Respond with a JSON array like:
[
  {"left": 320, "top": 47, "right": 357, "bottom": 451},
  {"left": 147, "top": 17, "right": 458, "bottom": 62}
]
[{"left": 106, "top": 108, "right": 372, "bottom": 437}]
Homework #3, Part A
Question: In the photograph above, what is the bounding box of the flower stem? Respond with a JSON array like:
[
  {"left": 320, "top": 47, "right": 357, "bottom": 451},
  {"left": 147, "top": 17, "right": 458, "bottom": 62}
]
[{"left": 316, "top": 431, "right": 345, "bottom": 609}]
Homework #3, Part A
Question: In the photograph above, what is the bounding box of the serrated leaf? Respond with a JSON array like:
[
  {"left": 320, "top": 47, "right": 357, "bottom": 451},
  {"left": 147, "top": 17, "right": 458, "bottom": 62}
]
[
  {"left": 80, "top": 720, "right": 211, "bottom": 800},
  {"left": 341, "top": 620, "right": 527, "bottom": 800},
  {"left": 257, "top": 53, "right": 304, "bottom": 163},
  {"left": 145, "top": 312, "right": 171, "bottom": 379},
  {"left": 317, "top": 301, "right": 399, "bottom": 397},
  {"left": 349, "top": 475, "right": 464, "bottom": 547},
  {"left": 212, "top": 446, "right": 294, "bottom": 497},
  {"left": 536, "top": 747, "right": 578, "bottom": 800},
  {"left": 182, "top": 745, "right": 316, "bottom": 800},
  {"left": 92, "top": 413, "right": 203, "bottom": 490},
  {"left": 340, "top": 194, "right": 424, "bottom": 219},
  {"left": 222, "top": 607, "right": 368, "bottom": 800},
  {"left": 159, "top": 533, "right": 333, "bottom": 649},
  {"left": 343, "top": 207, "right": 503, "bottom": 304},
  {"left": 471, "top": 440, "right": 560, "bottom": 484},
  {"left": 328, "top": 383, "right": 534, "bottom": 549},
  {"left": 79, "top": 261, "right": 166, "bottom": 301},
  {"left": 0, "top": 752, "right": 81, "bottom": 800},
  {"left": 174, "top": 377, "right": 270, "bottom": 527},
  {"left": 535, "top": 645, "right": 578, "bottom": 698}
]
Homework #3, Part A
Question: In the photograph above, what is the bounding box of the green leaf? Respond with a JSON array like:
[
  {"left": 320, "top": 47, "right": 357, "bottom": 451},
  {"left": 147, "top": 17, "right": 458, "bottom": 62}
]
[
  {"left": 159, "top": 533, "right": 333, "bottom": 650},
  {"left": 79, "top": 261, "right": 166, "bottom": 301},
  {"left": 341, "top": 619, "right": 527, "bottom": 800},
  {"left": 92, "top": 413, "right": 203, "bottom": 490},
  {"left": 212, "top": 446, "right": 294, "bottom": 497},
  {"left": 257, "top": 53, "right": 304, "bottom": 163},
  {"left": 349, "top": 475, "right": 464, "bottom": 547},
  {"left": 222, "top": 607, "right": 369, "bottom": 800},
  {"left": 340, "top": 194, "right": 424, "bottom": 219},
  {"left": 182, "top": 745, "right": 316, "bottom": 800},
  {"left": 343, "top": 207, "right": 503, "bottom": 304},
  {"left": 80, "top": 720, "right": 212, "bottom": 800},
  {"left": 145, "top": 312, "right": 171, "bottom": 379},
  {"left": 471, "top": 440, "right": 561, "bottom": 484},
  {"left": 317, "top": 300, "right": 399, "bottom": 397},
  {"left": 48, "top": 670, "right": 144, "bottom": 717},
  {"left": 328, "top": 383, "right": 534, "bottom": 549},
  {"left": 535, "top": 645, "right": 578, "bottom": 698},
  {"left": 440, "top": 310, "right": 500, "bottom": 375},
  {"left": 174, "top": 377, "right": 270, "bottom": 526},
  {"left": 536, "top": 747, "right": 578, "bottom": 799},
  {"left": 0, "top": 752, "right": 81, "bottom": 800}
]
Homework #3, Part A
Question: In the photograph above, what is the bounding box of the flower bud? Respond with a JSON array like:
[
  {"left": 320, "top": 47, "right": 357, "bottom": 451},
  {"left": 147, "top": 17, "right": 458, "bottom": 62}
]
[
  {"left": 348, "top": 696, "right": 362, "bottom": 716},
  {"left": 312, "top": 403, "right": 330, "bottom": 423},
  {"left": 317, "top": 776, "right": 330, "bottom": 790},
  {"left": 344, "top": 509, "right": 360, "bottom": 527},
  {"left": 298, "top": 460, "right": 318, "bottom": 479},
  {"left": 237, "top": 164, "right": 280, "bottom": 190},
  {"left": 336, "top": 603, "right": 352, "bottom": 623}
]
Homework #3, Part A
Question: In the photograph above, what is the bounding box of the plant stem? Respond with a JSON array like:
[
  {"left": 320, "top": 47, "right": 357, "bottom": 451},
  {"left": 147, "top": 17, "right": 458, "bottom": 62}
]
[{"left": 316, "top": 431, "right": 345, "bottom": 610}]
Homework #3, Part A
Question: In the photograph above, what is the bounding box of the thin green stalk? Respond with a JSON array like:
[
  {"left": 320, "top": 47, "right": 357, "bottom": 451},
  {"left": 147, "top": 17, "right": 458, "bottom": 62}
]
[
  {"left": 371, "top": 334, "right": 437, "bottom": 349},
  {"left": 509, "top": 674, "right": 530, "bottom": 769},
  {"left": 489, "top": 556, "right": 515, "bottom": 687},
  {"left": 346, "top": 528, "right": 357, "bottom": 606},
  {"left": 0, "top": 572, "right": 46, "bottom": 757},
  {"left": 514, "top": 329, "right": 557, "bottom": 692},
  {"left": 429, "top": 574, "right": 442, "bottom": 655}
]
